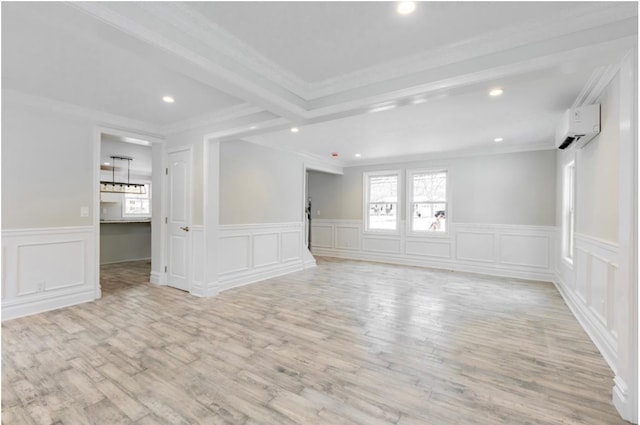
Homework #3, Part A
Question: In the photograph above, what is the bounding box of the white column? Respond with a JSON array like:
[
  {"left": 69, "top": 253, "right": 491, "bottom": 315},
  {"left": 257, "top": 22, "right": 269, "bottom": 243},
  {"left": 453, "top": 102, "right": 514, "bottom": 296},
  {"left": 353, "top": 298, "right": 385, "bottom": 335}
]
[{"left": 613, "top": 47, "right": 638, "bottom": 424}]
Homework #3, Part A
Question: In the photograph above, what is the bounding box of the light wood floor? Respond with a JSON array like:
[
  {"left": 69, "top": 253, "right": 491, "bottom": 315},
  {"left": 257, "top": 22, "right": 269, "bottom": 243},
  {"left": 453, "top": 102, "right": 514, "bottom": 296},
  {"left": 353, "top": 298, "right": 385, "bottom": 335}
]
[{"left": 2, "top": 257, "right": 628, "bottom": 424}]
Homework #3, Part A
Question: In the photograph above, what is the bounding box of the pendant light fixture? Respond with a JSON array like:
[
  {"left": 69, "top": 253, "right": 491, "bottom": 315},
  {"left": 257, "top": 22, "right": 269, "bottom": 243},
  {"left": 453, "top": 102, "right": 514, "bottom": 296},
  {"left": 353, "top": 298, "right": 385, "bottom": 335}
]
[{"left": 100, "top": 156, "right": 146, "bottom": 194}]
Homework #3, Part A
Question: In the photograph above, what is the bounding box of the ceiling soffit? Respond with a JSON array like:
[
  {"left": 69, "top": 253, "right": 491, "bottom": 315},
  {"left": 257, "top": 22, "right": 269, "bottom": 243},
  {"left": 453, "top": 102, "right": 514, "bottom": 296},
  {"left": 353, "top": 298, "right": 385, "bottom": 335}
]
[{"left": 64, "top": 2, "right": 637, "bottom": 150}]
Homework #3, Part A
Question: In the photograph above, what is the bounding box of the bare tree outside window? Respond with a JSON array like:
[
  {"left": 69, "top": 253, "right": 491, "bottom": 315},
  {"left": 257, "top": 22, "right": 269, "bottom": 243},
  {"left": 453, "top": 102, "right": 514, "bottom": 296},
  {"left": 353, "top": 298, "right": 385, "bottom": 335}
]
[
  {"left": 411, "top": 171, "right": 447, "bottom": 232},
  {"left": 367, "top": 174, "right": 398, "bottom": 231}
]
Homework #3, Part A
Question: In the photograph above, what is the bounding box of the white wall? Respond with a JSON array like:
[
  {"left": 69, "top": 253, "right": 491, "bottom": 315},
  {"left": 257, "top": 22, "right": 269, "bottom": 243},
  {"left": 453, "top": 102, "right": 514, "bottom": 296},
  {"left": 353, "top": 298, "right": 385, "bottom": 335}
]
[
  {"left": 308, "top": 150, "right": 557, "bottom": 281},
  {"left": 220, "top": 140, "right": 304, "bottom": 225},
  {"left": 310, "top": 149, "right": 557, "bottom": 226},
  {"left": 2, "top": 100, "right": 94, "bottom": 229},
  {"left": 575, "top": 75, "right": 620, "bottom": 243},
  {"left": 553, "top": 53, "right": 638, "bottom": 423},
  {"left": 2, "top": 99, "right": 98, "bottom": 319},
  {"left": 2, "top": 96, "right": 165, "bottom": 320}
]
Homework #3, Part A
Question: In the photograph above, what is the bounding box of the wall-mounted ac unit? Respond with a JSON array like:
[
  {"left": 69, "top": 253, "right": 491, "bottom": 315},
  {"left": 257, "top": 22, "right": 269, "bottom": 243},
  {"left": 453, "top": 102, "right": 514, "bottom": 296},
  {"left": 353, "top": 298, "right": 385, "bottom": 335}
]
[{"left": 556, "top": 104, "right": 601, "bottom": 150}]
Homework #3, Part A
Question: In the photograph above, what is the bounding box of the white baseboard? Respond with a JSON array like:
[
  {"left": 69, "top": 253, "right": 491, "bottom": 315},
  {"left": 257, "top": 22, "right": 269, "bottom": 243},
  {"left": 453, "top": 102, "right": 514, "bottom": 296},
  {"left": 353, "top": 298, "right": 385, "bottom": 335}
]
[
  {"left": 312, "top": 248, "right": 553, "bottom": 282},
  {"left": 100, "top": 257, "right": 151, "bottom": 265},
  {"left": 312, "top": 220, "right": 555, "bottom": 282},
  {"left": 2, "top": 289, "right": 97, "bottom": 321},
  {"left": 553, "top": 272, "right": 618, "bottom": 373},
  {"left": 218, "top": 260, "right": 305, "bottom": 293},
  {"left": 149, "top": 271, "right": 167, "bottom": 286}
]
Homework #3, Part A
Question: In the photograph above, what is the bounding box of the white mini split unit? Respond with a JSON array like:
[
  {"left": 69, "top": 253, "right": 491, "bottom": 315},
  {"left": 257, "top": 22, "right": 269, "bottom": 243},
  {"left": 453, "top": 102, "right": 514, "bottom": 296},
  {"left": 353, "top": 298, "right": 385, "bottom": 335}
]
[{"left": 556, "top": 104, "right": 601, "bottom": 150}]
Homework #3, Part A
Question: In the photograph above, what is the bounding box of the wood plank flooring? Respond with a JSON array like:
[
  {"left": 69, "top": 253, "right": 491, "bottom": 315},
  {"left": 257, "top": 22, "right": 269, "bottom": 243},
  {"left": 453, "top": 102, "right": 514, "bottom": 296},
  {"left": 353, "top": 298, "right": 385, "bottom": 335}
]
[{"left": 2, "top": 257, "right": 628, "bottom": 424}]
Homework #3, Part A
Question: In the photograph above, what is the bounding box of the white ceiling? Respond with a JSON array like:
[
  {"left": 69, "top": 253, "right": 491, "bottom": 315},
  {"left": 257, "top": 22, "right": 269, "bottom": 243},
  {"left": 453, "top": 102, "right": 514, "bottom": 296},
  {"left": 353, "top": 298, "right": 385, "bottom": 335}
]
[
  {"left": 188, "top": 2, "right": 579, "bottom": 83},
  {"left": 2, "top": 2, "right": 244, "bottom": 126},
  {"left": 2, "top": 2, "right": 637, "bottom": 166}
]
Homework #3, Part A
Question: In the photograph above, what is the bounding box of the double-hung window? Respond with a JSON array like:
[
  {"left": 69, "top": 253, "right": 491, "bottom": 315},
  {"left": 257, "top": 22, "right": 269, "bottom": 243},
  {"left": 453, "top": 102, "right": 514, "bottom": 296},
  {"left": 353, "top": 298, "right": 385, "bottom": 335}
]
[
  {"left": 563, "top": 161, "right": 575, "bottom": 263},
  {"left": 123, "top": 184, "right": 151, "bottom": 217},
  {"left": 408, "top": 169, "right": 448, "bottom": 234},
  {"left": 364, "top": 171, "right": 400, "bottom": 232}
]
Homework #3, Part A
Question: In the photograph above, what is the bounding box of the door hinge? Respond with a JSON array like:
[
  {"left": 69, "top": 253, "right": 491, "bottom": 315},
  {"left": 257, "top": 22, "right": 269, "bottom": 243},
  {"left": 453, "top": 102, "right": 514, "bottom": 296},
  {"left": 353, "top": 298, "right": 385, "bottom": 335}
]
[
  {"left": 164, "top": 266, "right": 167, "bottom": 272},
  {"left": 165, "top": 168, "right": 168, "bottom": 175}
]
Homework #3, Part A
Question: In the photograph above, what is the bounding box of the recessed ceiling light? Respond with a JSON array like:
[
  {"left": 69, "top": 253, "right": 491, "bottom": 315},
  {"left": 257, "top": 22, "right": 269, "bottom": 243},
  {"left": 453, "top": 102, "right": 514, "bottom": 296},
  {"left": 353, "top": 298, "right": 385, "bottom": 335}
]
[
  {"left": 103, "top": 162, "right": 110, "bottom": 166},
  {"left": 162, "top": 96, "right": 175, "bottom": 103},
  {"left": 290, "top": 127, "right": 299, "bottom": 133},
  {"left": 494, "top": 137, "right": 504, "bottom": 142},
  {"left": 249, "top": 126, "right": 257, "bottom": 130},
  {"left": 412, "top": 98, "right": 428, "bottom": 105},
  {"left": 355, "top": 153, "right": 362, "bottom": 158},
  {"left": 489, "top": 88, "right": 504, "bottom": 97},
  {"left": 397, "top": 1, "right": 416, "bottom": 15}
]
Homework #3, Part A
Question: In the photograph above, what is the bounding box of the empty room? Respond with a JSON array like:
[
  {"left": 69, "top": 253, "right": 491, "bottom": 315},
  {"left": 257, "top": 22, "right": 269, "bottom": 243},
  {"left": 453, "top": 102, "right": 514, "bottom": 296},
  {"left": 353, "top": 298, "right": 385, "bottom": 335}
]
[{"left": 1, "top": 2, "right": 638, "bottom": 424}]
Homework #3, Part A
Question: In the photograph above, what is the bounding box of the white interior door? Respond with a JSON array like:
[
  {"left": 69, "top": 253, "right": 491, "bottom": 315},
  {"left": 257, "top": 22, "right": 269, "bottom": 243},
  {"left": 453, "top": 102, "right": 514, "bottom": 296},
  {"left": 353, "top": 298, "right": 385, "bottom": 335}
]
[{"left": 167, "top": 148, "right": 191, "bottom": 291}]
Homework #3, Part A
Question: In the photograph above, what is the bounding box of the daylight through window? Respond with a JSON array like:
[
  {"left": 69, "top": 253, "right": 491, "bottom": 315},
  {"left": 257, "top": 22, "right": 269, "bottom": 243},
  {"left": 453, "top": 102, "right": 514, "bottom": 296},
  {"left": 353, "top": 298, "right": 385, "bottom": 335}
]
[
  {"left": 410, "top": 171, "right": 447, "bottom": 233},
  {"left": 366, "top": 173, "right": 399, "bottom": 231}
]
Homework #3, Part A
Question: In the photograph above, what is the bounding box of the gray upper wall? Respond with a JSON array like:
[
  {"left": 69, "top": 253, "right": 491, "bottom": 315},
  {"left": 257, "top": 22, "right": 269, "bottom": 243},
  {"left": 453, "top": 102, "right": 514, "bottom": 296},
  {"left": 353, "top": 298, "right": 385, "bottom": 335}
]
[
  {"left": 220, "top": 140, "right": 304, "bottom": 225},
  {"left": 2, "top": 101, "right": 94, "bottom": 229},
  {"left": 309, "top": 149, "right": 557, "bottom": 226}
]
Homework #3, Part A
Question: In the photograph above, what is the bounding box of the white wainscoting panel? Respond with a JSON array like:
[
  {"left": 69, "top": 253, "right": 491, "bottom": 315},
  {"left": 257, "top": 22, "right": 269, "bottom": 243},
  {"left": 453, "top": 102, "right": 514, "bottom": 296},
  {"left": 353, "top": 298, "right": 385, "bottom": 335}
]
[
  {"left": 219, "top": 235, "right": 251, "bottom": 275},
  {"left": 2, "top": 226, "right": 98, "bottom": 321},
  {"left": 335, "top": 225, "right": 360, "bottom": 250},
  {"left": 553, "top": 232, "right": 619, "bottom": 374},
  {"left": 189, "top": 225, "right": 204, "bottom": 295},
  {"left": 312, "top": 220, "right": 555, "bottom": 281},
  {"left": 500, "top": 234, "right": 550, "bottom": 269},
  {"left": 281, "top": 231, "right": 302, "bottom": 262},
  {"left": 217, "top": 222, "right": 313, "bottom": 293},
  {"left": 456, "top": 231, "right": 495, "bottom": 263},
  {"left": 405, "top": 238, "right": 451, "bottom": 258},
  {"left": 311, "top": 225, "right": 334, "bottom": 248},
  {"left": 253, "top": 233, "right": 279, "bottom": 268}
]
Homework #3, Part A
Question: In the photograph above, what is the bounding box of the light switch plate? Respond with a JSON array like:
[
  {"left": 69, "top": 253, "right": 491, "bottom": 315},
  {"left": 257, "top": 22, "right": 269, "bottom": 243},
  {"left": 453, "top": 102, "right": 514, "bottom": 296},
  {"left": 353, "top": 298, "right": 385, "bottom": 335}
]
[{"left": 80, "top": 206, "right": 89, "bottom": 217}]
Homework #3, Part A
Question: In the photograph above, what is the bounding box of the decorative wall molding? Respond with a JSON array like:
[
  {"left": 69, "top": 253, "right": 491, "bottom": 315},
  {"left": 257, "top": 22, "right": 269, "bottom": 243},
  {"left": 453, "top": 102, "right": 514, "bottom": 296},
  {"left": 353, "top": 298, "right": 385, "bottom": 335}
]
[
  {"left": 2, "top": 226, "right": 99, "bottom": 321},
  {"left": 312, "top": 220, "right": 555, "bottom": 282},
  {"left": 572, "top": 64, "right": 622, "bottom": 108},
  {"left": 553, "top": 231, "right": 620, "bottom": 374},
  {"left": 3, "top": 89, "right": 163, "bottom": 138},
  {"left": 210, "top": 222, "right": 314, "bottom": 294},
  {"left": 72, "top": 2, "right": 637, "bottom": 103}
]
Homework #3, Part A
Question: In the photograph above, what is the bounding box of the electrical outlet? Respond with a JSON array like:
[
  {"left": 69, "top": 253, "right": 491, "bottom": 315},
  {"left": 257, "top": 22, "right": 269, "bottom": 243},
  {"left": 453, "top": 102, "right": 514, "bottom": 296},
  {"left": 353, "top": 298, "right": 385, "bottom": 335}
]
[
  {"left": 317, "top": 210, "right": 321, "bottom": 216},
  {"left": 80, "top": 206, "right": 89, "bottom": 217}
]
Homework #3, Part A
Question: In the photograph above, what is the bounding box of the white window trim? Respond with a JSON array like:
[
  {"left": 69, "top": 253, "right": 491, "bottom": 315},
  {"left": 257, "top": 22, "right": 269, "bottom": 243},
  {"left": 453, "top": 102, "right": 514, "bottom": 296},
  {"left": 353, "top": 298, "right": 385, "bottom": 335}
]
[
  {"left": 405, "top": 168, "right": 451, "bottom": 238},
  {"left": 363, "top": 170, "right": 401, "bottom": 235},
  {"left": 562, "top": 160, "right": 576, "bottom": 266}
]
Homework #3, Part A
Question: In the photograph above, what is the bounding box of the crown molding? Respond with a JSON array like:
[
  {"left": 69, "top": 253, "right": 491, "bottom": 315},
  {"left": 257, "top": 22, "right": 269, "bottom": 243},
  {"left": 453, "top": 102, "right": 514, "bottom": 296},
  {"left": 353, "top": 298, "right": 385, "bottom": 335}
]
[
  {"left": 304, "top": 3, "right": 638, "bottom": 99},
  {"left": 70, "top": 2, "right": 309, "bottom": 121},
  {"left": 161, "top": 103, "right": 265, "bottom": 135},
  {"left": 243, "top": 136, "right": 347, "bottom": 172},
  {"left": 3, "top": 89, "right": 164, "bottom": 138},
  {"left": 341, "top": 141, "right": 555, "bottom": 168},
  {"left": 70, "top": 1, "right": 637, "bottom": 122},
  {"left": 572, "top": 63, "right": 623, "bottom": 108}
]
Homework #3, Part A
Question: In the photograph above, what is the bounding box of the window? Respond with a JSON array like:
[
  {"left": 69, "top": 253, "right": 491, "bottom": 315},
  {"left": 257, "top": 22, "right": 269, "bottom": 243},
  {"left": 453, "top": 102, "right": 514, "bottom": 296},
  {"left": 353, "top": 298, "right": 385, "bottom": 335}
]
[
  {"left": 365, "top": 171, "right": 399, "bottom": 232},
  {"left": 563, "top": 161, "right": 575, "bottom": 262},
  {"left": 408, "top": 170, "right": 448, "bottom": 233},
  {"left": 123, "top": 184, "right": 151, "bottom": 217}
]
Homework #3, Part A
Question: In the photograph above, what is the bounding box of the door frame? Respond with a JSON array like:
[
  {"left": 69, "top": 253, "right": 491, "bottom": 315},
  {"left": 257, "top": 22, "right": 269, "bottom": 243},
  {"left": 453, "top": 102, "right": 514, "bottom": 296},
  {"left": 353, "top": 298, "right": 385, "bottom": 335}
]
[
  {"left": 166, "top": 145, "right": 194, "bottom": 292},
  {"left": 92, "top": 125, "right": 166, "bottom": 298}
]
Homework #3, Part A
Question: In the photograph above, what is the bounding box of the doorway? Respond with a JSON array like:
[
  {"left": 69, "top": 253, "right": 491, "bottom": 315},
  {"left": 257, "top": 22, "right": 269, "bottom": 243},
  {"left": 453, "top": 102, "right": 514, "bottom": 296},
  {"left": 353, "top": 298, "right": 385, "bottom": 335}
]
[{"left": 94, "top": 127, "right": 165, "bottom": 298}]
